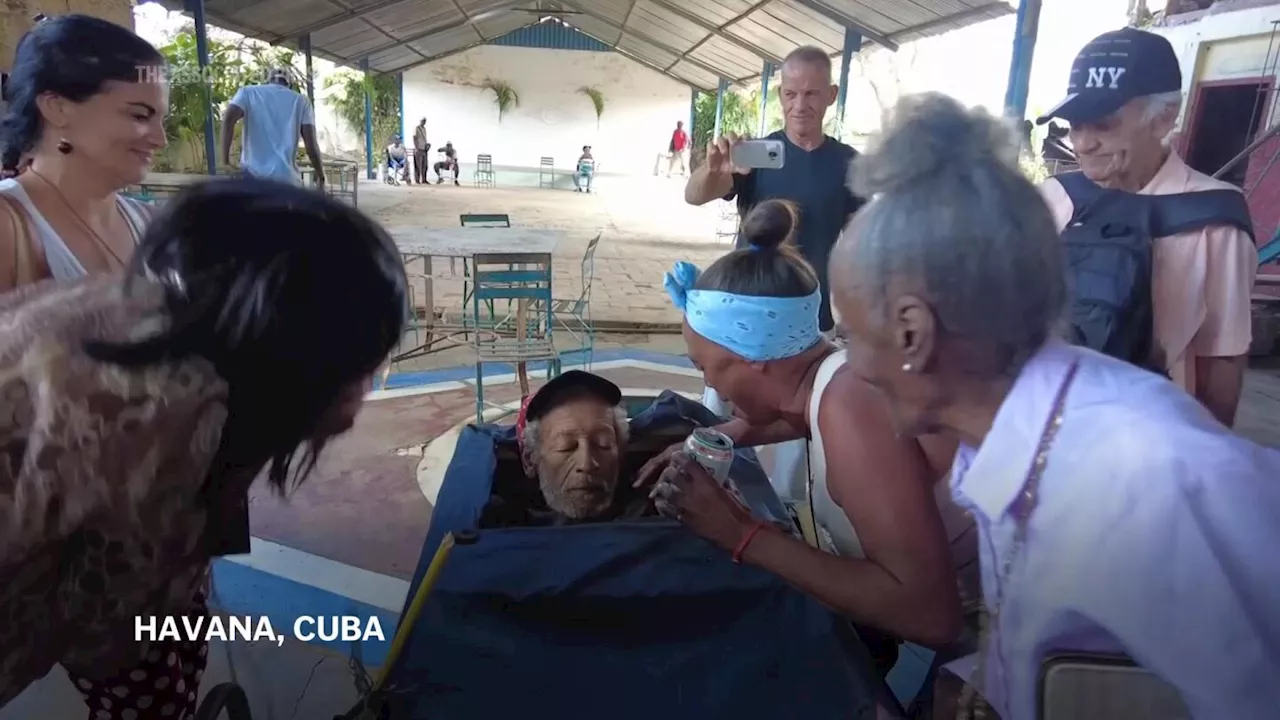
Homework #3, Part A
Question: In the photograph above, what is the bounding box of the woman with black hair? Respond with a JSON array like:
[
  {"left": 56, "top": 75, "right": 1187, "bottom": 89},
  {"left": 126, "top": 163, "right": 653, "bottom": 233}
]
[
  {"left": 0, "top": 14, "right": 167, "bottom": 292},
  {"left": 639, "top": 199, "right": 971, "bottom": 681},
  {"left": 0, "top": 178, "right": 407, "bottom": 717}
]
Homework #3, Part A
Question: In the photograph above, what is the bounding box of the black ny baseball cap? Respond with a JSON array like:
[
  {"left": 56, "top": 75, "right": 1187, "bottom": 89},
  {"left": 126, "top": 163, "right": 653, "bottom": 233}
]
[
  {"left": 524, "top": 371, "right": 622, "bottom": 423},
  {"left": 1036, "top": 27, "right": 1182, "bottom": 126}
]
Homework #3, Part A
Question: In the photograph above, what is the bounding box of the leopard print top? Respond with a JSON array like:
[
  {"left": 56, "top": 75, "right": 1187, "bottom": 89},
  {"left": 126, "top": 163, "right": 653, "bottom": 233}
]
[{"left": 0, "top": 275, "right": 229, "bottom": 706}]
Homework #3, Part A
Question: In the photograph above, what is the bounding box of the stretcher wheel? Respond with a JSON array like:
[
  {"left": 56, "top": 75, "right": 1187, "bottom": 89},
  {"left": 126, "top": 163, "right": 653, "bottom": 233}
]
[{"left": 193, "top": 682, "right": 252, "bottom": 720}]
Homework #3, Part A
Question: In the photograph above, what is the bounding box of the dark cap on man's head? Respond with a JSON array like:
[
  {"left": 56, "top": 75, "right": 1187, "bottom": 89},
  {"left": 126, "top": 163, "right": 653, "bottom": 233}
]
[
  {"left": 1036, "top": 27, "right": 1181, "bottom": 126},
  {"left": 524, "top": 371, "right": 622, "bottom": 422}
]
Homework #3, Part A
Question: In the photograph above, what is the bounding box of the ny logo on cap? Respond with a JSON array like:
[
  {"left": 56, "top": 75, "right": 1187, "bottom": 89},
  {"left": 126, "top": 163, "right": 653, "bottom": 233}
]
[{"left": 1085, "top": 66, "right": 1127, "bottom": 90}]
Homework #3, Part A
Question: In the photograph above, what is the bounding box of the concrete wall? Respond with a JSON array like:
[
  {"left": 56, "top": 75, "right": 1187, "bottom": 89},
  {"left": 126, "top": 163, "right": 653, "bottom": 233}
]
[
  {"left": 1, "top": 0, "right": 134, "bottom": 68},
  {"left": 402, "top": 44, "right": 689, "bottom": 175},
  {"left": 1154, "top": 2, "right": 1280, "bottom": 270}
]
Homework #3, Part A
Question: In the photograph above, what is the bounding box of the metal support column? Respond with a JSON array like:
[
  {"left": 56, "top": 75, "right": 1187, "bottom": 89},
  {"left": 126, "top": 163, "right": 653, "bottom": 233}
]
[
  {"left": 362, "top": 58, "right": 374, "bottom": 180},
  {"left": 185, "top": 0, "right": 217, "bottom": 174},
  {"left": 689, "top": 87, "right": 697, "bottom": 143},
  {"left": 398, "top": 73, "right": 406, "bottom": 143},
  {"left": 836, "top": 28, "right": 862, "bottom": 136},
  {"left": 758, "top": 61, "right": 774, "bottom": 137},
  {"left": 1003, "top": 0, "right": 1043, "bottom": 123},
  {"left": 299, "top": 33, "right": 315, "bottom": 107},
  {"left": 713, "top": 77, "right": 729, "bottom": 140}
]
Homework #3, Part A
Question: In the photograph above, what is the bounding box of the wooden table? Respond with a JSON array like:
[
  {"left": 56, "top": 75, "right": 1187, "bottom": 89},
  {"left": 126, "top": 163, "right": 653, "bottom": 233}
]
[
  {"left": 385, "top": 227, "right": 564, "bottom": 373},
  {"left": 391, "top": 227, "right": 561, "bottom": 258}
]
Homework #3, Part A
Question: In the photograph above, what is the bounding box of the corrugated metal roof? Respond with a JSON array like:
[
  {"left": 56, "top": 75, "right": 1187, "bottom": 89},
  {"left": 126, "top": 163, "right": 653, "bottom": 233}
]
[{"left": 147, "top": 0, "right": 1015, "bottom": 91}]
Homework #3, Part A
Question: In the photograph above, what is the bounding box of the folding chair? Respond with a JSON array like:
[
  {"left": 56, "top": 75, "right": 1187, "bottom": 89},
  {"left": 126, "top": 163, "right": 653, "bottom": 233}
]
[
  {"left": 474, "top": 154, "right": 496, "bottom": 188},
  {"left": 552, "top": 232, "right": 601, "bottom": 368},
  {"left": 470, "top": 252, "right": 560, "bottom": 423},
  {"left": 539, "top": 157, "right": 555, "bottom": 188}
]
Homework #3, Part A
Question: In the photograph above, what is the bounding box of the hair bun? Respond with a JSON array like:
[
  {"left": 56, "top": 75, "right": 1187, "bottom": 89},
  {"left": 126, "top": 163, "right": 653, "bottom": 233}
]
[
  {"left": 741, "top": 198, "right": 799, "bottom": 251},
  {"left": 849, "top": 92, "right": 1020, "bottom": 199}
]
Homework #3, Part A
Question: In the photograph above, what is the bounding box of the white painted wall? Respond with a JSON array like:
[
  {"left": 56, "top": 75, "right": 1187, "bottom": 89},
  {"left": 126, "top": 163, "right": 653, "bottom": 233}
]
[
  {"left": 1153, "top": 3, "right": 1280, "bottom": 130},
  {"left": 402, "top": 45, "right": 689, "bottom": 175}
]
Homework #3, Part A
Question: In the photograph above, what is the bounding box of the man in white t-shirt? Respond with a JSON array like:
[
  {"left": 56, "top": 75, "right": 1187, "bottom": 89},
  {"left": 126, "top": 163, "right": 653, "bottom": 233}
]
[{"left": 220, "top": 68, "right": 324, "bottom": 189}]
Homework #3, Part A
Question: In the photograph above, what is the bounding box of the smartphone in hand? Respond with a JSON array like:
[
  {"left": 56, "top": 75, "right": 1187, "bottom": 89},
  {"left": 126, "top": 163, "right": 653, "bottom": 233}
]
[{"left": 731, "top": 139, "right": 785, "bottom": 170}]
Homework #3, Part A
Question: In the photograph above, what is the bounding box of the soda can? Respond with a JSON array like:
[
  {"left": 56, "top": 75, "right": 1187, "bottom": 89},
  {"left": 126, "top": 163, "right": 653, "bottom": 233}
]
[{"left": 683, "top": 427, "right": 734, "bottom": 486}]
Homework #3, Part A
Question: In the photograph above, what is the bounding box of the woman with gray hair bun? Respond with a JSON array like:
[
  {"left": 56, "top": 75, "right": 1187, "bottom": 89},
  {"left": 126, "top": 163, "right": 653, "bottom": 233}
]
[{"left": 832, "top": 91, "right": 1280, "bottom": 720}]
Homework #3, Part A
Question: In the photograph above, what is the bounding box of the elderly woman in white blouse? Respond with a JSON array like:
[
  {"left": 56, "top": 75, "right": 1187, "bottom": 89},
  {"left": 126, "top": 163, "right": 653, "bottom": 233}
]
[{"left": 828, "top": 92, "right": 1280, "bottom": 720}]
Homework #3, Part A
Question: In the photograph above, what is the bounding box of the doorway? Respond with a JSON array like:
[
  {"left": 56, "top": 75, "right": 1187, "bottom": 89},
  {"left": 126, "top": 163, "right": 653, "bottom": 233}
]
[{"left": 1184, "top": 79, "right": 1272, "bottom": 188}]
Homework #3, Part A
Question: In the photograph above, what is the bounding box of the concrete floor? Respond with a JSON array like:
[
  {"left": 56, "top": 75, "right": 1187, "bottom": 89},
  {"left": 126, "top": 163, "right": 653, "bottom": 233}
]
[{"left": 5, "top": 179, "right": 1278, "bottom": 720}]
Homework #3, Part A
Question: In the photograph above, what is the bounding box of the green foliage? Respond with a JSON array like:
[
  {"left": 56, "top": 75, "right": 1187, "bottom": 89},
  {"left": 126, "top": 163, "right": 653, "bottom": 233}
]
[
  {"left": 577, "top": 86, "right": 606, "bottom": 128},
  {"left": 481, "top": 78, "right": 520, "bottom": 123},
  {"left": 157, "top": 29, "right": 303, "bottom": 171},
  {"left": 323, "top": 71, "right": 401, "bottom": 147}
]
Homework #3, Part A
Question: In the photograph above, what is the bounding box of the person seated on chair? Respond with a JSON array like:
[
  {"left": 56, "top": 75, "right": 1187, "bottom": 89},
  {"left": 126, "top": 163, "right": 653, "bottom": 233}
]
[
  {"left": 574, "top": 145, "right": 595, "bottom": 193},
  {"left": 483, "top": 371, "right": 655, "bottom": 527},
  {"left": 434, "top": 141, "right": 460, "bottom": 185},
  {"left": 385, "top": 136, "right": 408, "bottom": 185}
]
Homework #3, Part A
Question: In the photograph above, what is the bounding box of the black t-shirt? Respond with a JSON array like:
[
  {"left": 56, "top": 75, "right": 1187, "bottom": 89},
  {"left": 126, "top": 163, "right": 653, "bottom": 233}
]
[{"left": 725, "top": 131, "right": 865, "bottom": 331}]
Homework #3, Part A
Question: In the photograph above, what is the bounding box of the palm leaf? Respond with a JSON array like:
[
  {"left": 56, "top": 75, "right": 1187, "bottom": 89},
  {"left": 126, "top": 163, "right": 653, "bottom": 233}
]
[
  {"left": 482, "top": 78, "right": 520, "bottom": 123},
  {"left": 578, "top": 86, "right": 606, "bottom": 128}
]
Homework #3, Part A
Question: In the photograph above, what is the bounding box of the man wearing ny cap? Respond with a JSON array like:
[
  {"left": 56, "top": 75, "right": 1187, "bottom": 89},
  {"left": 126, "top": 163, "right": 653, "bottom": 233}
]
[
  {"left": 501, "top": 371, "right": 653, "bottom": 525},
  {"left": 1037, "top": 27, "right": 1258, "bottom": 427},
  {"left": 220, "top": 67, "right": 325, "bottom": 189}
]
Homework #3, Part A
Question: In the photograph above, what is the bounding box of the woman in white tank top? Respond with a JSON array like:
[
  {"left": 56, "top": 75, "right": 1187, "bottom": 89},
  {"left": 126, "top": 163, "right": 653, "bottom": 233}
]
[
  {"left": 644, "top": 199, "right": 966, "bottom": 675},
  {"left": 0, "top": 16, "right": 166, "bottom": 294}
]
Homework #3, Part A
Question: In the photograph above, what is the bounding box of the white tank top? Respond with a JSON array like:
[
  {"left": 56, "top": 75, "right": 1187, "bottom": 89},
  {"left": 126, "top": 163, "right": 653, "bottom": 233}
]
[
  {"left": 0, "top": 179, "right": 148, "bottom": 281},
  {"left": 805, "top": 349, "right": 866, "bottom": 558}
]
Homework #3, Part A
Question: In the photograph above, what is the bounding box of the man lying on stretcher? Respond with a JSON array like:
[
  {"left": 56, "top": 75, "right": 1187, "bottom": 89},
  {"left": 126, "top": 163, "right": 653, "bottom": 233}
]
[{"left": 481, "top": 371, "right": 657, "bottom": 526}]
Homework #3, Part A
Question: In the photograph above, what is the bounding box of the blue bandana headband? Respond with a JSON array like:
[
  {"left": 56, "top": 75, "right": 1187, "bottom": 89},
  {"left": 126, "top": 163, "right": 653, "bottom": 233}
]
[{"left": 663, "top": 260, "right": 822, "bottom": 362}]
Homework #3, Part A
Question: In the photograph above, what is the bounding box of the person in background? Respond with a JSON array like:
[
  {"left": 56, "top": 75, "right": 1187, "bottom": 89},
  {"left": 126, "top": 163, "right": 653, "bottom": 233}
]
[
  {"left": 434, "top": 141, "right": 459, "bottom": 185},
  {"left": 683, "top": 44, "right": 867, "bottom": 500},
  {"left": 412, "top": 116, "right": 430, "bottom": 184},
  {"left": 0, "top": 14, "right": 161, "bottom": 294},
  {"left": 667, "top": 120, "right": 689, "bottom": 177},
  {"left": 220, "top": 67, "right": 324, "bottom": 190},
  {"left": 833, "top": 90, "right": 1280, "bottom": 720},
  {"left": 1037, "top": 28, "right": 1257, "bottom": 427},
  {"left": 574, "top": 144, "right": 595, "bottom": 193},
  {"left": 0, "top": 178, "right": 407, "bottom": 716},
  {"left": 385, "top": 135, "right": 408, "bottom": 185},
  {"left": 640, "top": 198, "right": 965, "bottom": 680}
]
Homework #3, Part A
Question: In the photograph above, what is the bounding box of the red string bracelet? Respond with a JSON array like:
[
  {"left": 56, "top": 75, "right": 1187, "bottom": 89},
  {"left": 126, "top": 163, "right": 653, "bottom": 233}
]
[{"left": 732, "top": 521, "right": 767, "bottom": 564}]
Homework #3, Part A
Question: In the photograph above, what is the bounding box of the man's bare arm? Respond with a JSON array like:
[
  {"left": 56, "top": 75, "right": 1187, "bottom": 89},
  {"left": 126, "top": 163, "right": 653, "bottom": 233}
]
[
  {"left": 300, "top": 124, "right": 324, "bottom": 183},
  {"left": 684, "top": 165, "right": 734, "bottom": 206},
  {"left": 1195, "top": 354, "right": 1247, "bottom": 427},
  {"left": 220, "top": 104, "right": 244, "bottom": 167}
]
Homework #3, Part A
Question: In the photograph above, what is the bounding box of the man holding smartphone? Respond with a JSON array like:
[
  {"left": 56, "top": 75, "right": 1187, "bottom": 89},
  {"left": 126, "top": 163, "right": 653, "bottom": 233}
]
[
  {"left": 684, "top": 45, "right": 864, "bottom": 499},
  {"left": 684, "top": 45, "right": 864, "bottom": 335}
]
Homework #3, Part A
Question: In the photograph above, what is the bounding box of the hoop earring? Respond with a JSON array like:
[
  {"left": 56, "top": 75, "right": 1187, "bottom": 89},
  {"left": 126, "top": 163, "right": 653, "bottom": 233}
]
[{"left": 56, "top": 139, "right": 73, "bottom": 155}]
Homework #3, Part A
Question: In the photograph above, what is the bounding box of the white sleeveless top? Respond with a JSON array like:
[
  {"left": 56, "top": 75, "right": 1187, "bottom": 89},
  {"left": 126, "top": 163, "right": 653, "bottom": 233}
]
[
  {"left": 0, "top": 179, "right": 149, "bottom": 281},
  {"left": 805, "top": 349, "right": 866, "bottom": 558}
]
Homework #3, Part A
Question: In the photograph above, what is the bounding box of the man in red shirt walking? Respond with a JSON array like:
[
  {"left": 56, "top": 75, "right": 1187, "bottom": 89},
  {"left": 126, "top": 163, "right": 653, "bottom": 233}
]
[{"left": 667, "top": 121, "right": 689, "bottom": 177}]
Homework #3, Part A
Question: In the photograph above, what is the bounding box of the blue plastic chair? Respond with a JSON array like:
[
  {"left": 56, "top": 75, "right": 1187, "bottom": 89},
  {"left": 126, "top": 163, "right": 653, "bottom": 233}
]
[{"left": 470, "top": 252, "right": 559, "bottom": 423}]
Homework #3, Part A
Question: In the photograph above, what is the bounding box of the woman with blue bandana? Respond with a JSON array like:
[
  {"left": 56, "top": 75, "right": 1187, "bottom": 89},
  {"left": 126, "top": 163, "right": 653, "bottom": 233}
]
[{"left": 638, "top": 198, "right": 963, "bottom": 675}]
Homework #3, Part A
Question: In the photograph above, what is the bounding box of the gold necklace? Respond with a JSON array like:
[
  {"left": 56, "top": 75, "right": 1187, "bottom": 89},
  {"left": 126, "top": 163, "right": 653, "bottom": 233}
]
[
  {"left": 27, "top": 167, "right": 127, "bottom": 267},
  {"left": 957, "top": 361, "right": 1079, "bottom": 720}
]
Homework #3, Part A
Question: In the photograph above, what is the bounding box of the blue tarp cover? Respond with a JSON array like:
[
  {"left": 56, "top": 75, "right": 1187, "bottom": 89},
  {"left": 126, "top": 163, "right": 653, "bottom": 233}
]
[{"left": 389, "top": 391, "right": 883, "bottom": 719}]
